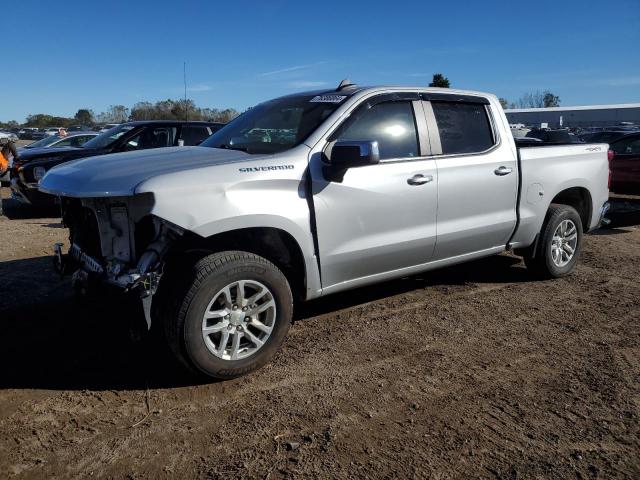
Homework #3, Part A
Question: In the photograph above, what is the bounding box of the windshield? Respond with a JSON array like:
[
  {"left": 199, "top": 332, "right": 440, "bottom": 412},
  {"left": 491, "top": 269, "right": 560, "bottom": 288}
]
[
  {"left": 25, "top": 135, "right": 60, "bottom": 148},
  {"left": 200, "top": 94, "right": 346, "bottom": 154},
  {"left": 82, "top": 124, "right": 135, "bottom": 149}
]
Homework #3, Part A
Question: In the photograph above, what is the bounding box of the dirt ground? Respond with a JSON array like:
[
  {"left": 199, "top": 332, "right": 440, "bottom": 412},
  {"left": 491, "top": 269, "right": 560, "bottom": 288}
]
[{"left": 0, "top": 189, "right": 639, "bottom": 479}]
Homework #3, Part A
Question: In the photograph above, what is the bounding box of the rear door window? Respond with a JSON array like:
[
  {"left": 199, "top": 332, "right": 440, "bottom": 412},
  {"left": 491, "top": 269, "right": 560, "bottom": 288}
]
[
  {"left": 180, "top": 126, "right": 212, "bottom": 146},
  {"left": 125, "top": 127, "right": 176, "bottom": 151},
  {"left": 612, "top": 136, "right": 640, "bottom": 155},
  {"left": 69, "top": 135, "right": 92, "bottom": 147},
  {"left": 53, "top": 137, "right": 73, "bottom": 147},
  {"left": 431, "top": 101, "right": 495, "bottom": 155}
]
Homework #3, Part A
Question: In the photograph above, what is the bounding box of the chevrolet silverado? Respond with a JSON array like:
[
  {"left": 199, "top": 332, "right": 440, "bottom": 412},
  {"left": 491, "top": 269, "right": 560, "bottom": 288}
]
[{"left": 39, "top": 82, "right": 610, "bottom": 379}]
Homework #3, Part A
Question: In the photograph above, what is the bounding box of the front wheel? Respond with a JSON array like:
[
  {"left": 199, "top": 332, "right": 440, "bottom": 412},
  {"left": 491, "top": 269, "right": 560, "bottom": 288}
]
[
  {"left": 524, "top": 204, "right": 583, "bottom": 279},
  {"left": 164, "top": 251, "right": 293, "bottom": 379}
]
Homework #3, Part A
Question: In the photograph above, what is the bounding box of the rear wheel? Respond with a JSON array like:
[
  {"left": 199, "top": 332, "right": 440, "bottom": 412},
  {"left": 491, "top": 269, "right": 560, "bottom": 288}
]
[
  {"left": 164, "top": 251, "right": 293, "bottom": 379},
  {"left": 524, "top": 204, "right": 583, "bottom": 278}
]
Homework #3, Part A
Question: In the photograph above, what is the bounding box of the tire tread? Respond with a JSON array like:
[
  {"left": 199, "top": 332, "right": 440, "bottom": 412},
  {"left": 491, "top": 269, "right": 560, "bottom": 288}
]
[
  {"left": 163, "top": 250, "right": 292, "bottom": 379},
  {"left": 524, "top": 203, "right": 582, "bottom": 279}
]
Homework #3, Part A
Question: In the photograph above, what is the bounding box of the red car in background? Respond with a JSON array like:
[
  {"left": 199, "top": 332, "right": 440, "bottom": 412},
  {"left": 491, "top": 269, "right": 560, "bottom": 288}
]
[{"left": 609, "top": 133, "right": 640, "bottom": 195}]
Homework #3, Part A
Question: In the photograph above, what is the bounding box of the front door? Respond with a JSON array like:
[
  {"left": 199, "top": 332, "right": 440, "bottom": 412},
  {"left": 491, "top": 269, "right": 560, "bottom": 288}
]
[{"left": 310, "top": 97, "right": 438, "bottom": 291}]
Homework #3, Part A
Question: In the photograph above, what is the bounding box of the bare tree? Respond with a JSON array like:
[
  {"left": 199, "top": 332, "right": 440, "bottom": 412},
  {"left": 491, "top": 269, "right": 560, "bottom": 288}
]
[
  {"left": 96, "top": 105, "right": 129, "bottom": 123},
  {"left": 516, "top": 90, "right": 560, "bottom": 108},
  {"left": 214, "top": 108, "right": 239, "bottom": 123},
  {"left": 542, "top": 91, "right": 560, "bottom": 107}
]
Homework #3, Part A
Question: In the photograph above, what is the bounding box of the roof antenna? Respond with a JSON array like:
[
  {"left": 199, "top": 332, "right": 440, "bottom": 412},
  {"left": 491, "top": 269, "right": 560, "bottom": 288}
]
[{"left": 336, "top": 78, "right": 355, "bottom": 91}]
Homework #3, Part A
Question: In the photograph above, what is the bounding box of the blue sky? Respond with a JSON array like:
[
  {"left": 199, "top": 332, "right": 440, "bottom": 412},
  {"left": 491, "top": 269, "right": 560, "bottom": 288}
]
[{"left": 2, "top": 0, "right": 639, "bottom": 122}]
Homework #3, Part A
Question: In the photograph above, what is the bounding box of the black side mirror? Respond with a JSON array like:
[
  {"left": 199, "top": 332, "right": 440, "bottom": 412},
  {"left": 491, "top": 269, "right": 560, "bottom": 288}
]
[{"left": 329, "top": 140, "right": 380, "bottom": 168}]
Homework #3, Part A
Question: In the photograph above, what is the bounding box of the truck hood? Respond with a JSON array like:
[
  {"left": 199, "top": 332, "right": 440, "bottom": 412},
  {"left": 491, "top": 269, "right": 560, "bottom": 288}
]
[
  {"left": 39, "top": 146, "right": 253, "bottom": 198},
  {"left": 17, "top": 146, "right": 88, "bottom": 162}
]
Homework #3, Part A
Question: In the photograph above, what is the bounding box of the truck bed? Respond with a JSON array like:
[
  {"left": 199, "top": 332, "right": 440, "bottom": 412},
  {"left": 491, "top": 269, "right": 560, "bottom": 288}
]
[{"left": 510, "top": 143, "right": 610, "bottom": 248}]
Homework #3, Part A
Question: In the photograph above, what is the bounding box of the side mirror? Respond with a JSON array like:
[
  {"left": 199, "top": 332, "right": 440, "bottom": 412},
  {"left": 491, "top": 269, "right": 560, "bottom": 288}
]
[{"left": 329, "top": 140, "right": 380, "bottom": 168}]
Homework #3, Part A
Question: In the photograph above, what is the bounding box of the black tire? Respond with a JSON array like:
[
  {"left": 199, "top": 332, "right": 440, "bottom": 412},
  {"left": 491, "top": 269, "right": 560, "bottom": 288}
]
[
  {"left": 163, "top": 251, "right": 293, "bottom": 380},
  {"left": 524, "top": 203, "right": 583, "bottom": 279}
]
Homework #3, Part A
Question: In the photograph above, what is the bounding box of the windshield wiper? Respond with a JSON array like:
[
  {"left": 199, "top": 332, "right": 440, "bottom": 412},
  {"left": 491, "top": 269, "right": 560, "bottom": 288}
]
[{"left": 215, "top": 144, "right": 249, "bottom": 153}]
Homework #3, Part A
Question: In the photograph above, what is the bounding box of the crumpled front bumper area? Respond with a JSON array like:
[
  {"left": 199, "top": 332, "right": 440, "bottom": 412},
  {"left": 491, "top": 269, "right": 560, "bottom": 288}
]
[{"left": 55, "top": 194, "right": 182, "bottom": 327}]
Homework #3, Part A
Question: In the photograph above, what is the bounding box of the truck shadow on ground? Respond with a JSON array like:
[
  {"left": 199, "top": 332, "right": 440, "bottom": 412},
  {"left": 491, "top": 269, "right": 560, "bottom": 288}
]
[
  {"left": 0, "top": 253, "right": 532, "bottom": 392},
  {"left": 295, "top": 255, "right": 528, "bottom": 321}
]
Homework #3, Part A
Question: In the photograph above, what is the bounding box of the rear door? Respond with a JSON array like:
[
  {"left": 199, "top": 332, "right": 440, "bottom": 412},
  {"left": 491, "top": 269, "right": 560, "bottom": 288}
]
[
  {"left": 423, "top": 95, "right": 518, "bottom": 259},
  {"left": 311, "top": 94, "right": 439, "bottom": 290}
]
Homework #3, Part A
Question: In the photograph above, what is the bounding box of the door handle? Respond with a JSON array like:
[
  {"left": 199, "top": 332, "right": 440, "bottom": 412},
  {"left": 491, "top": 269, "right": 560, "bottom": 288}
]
[
  {"left": 407, "top": 174, "right": 434, "bottom": 185},
  {"left": 494, "top": 166, "right": 513, "bottom": 176}
]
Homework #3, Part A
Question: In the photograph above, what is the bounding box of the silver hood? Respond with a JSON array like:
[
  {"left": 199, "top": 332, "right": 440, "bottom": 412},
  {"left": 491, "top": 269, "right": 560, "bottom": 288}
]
[{"left": 39, "top": 146, "right": 253, "bottom": 198}]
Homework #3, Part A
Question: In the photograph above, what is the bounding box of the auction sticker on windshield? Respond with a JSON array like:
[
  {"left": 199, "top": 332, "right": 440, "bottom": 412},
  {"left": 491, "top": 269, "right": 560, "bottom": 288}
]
[{"left": 309, "top": 95, "right": 347, "bottom": 103}]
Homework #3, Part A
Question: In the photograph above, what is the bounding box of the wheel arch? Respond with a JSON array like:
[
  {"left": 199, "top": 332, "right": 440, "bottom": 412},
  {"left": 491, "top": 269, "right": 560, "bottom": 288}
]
[
  {"left": 549, "top": 186, "right": 593, "bottom": 231},
  {"left": 170, "top": 225, "right": 311, "bottom": 302}
]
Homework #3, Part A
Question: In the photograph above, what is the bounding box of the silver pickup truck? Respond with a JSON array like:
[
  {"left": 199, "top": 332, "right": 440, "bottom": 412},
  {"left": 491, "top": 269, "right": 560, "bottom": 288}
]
[{"left": 40, "top": 83, "right": 610, "bottom": 379}]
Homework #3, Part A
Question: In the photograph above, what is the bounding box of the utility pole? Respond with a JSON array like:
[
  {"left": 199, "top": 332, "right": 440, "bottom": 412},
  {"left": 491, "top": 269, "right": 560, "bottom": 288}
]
[{"left": 184, "top": 61, "right": 188, "bottom": 121}]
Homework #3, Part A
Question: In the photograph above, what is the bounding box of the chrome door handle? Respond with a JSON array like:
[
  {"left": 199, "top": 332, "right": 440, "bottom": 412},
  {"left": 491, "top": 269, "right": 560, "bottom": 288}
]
[
  {"left": 407, "top": 174, "right": 433, "bottom": 185},
  {"left": 494, "top": 166, "right": 513, "bottom": 176}
]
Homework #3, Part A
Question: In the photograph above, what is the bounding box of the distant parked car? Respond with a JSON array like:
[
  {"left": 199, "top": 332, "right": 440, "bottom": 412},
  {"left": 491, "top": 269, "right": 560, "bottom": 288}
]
[
  {"left": 68, "top": 125, "right": 90, "bottom": 132},
  {"left": 94, "top": 123, "right": 121, "bottom": 132},
  {"left": 31, "top": 130, "right": 47, "bottom": 140},
  {"left": 21, "top": 132, "right": 97, "bottom": 150},
  {"left": 513, "top": 136, "right": 543, "bottom": 146},
  {"left": 607, "top": 122, "right": 639, "bottom": 132},
  {"left": 526, "top": 129, "right": 584, "bottom": 144},
  {"left": 44, "top": 127, "right": 67, "bottom": 137},
  {"left": 609, "top": 133, "right": 640, "bottom": 195},
  {"left": 0, "top": 130, "right": 19, "bottom": 142},
  {"left": 11, "top": 120, "right": 224, "bottom": 207},
  {"left": 18, "top": 128, "right": 39, "bottom": 140},
  {"left": 580, "top": 131, "right": 631, "bottom": 144}
]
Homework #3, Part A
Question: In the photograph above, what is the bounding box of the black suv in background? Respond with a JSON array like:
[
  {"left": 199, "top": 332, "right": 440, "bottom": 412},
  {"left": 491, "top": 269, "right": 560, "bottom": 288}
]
[
  {"left": 525, "top": 128, "right": 584, "bottom": 144},
  {"left": 11, "top": 120, "right": 224, "bottom": 207},
  {"left": 578, "top": 130, "right": 635, "bottom": 144}
]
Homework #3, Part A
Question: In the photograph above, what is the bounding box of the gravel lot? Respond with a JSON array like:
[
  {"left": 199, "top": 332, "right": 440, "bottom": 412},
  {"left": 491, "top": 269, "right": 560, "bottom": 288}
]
[{"left": 0, "top": 190, "right": 639, "bottom": 479}]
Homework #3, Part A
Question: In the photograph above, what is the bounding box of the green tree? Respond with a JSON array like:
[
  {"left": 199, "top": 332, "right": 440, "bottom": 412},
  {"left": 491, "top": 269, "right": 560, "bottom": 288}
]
[
  {"left": 25, "top": 114, "right": 54, "bottom": 128},
  {"left": 18, "top": 99, "right": 239, "bottom": 128},
  {"left": 428, "top": 73, "right": 450, "bottom": 88},
  {"left": 74, "top": 109, "right": 94, "bottom": 126},
  {"left": 498, "top": 98, "right": 509, "bottom": 109},
  {"left": 542, "top": 91, "right": 560, "bottom": 108},
  {"left": 0, "top": 120, "right": 19, "bottom": 129}
]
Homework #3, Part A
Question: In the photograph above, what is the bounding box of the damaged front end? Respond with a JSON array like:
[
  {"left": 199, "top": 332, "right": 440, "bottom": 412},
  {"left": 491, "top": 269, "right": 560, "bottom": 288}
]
[{"left": 55, "top": 193, "right": 183, "bottom": 328}]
